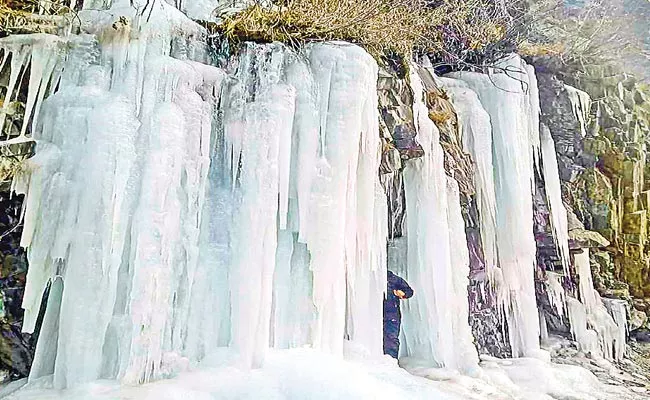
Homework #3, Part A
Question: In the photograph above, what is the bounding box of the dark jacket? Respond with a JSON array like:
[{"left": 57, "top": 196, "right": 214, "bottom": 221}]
[
  {"left": 383, "top": 270, "right": 413, "bottom": 358},
  {"left": 383, "top": 270, "right": 414, "bottom": 323}
]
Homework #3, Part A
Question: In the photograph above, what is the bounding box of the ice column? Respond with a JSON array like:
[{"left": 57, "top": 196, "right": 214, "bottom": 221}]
[
  {"left": 400, "top": 66, "right": 478, "bottom": 371},
  {"left": 564, "top": 85, "right": 592, "bottom": 138},
  {"left": 450, "top": 55, "right": 542, "bottom": 358}
]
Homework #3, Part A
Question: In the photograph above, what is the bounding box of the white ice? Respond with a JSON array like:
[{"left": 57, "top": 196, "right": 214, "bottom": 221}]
[
  {"left": 571, "top": 250, "right": 626, "bottom": 361},
  {"left": 398, "top": 65, "right": 478, "bottom": 373},
  {"left": 540, "top": 125, "right": 571, "bottom": 274},
  {"left": 6, "top": 348, "right": 643, "bottom": 400},
  {"left": 438, "top": 77, "right": 499, "bottom": 280},
  {"left": 564, "top": 85, "right": 592, "bottom": 138},
  {"left": 449, "top": 56, "right": 543, "bottom": 358}
]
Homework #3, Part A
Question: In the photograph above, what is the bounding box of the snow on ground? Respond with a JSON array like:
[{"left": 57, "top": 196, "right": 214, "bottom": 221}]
[{"left": 1, "top": 346, "right": 642, "bottom": 400}]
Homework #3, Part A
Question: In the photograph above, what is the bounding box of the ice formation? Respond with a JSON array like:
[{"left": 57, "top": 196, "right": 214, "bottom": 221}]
[
  {"left": 546, "top": 272, "right": 567, "bottom": 318},
  {"left": 564, "top": 85, "right": 592, "bottom": 138},
  {"left": 540, "top": 125, "right": 571, "bottom": 273},
  {"left": 398, "top": 66, "right": 478, "bottom": 372},
  {"left": 449, "top": 56, "right": 543, "bottom": 358},
  {"left": 0, "top": 34, "right": 66, "bottom": 142},
  {"left": 1, "top": 1, "right": 639, "bottom": 399},
  {"left": 568, "top": 250, "right": 626, "bottom": 360},
  {"left": 438, "top": 78, "right": 499, "bottom": 278},
  {"left": 8, "top": 2, "right": 390, "bottom": 388}
]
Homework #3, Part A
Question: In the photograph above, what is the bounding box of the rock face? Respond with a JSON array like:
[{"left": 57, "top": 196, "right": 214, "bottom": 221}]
[
  {"left": 535, "top": 56, "right": 650, "bottom": 333},
  {"left": 0, "top": 191, "right": 33, "bottom": 381}
]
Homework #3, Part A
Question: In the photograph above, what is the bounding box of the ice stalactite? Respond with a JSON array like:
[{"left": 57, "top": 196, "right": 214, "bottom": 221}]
[
  {"left": 546, "top": 272, "right": 567, "bottom": 319},
  {"left": 450, "top": 55, "right": 543, "bottom": 358},
  {"left": 438, "top": 78, "right": 498, "bottom": 279},
  {"left": 0, "top": 34, "right": 67, "bottom": 143},
  {"left": 399, "top": 66, "right": 478, "bottom": 372},
  {"left": 540, "top": 125, "right": 571, "bottom": 274}
]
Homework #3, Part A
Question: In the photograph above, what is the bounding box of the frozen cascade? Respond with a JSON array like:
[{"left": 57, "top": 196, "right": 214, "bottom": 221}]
[
  {"left": 438, "top": 78, "right": 499, "bottom": 279},
  {"left": 540, "top": 125, "right": 571, "bottom": 274},
  {"left": 399, "top": 65, "right": 478, "bottom": 372},
  {"left": 449, "top": 55, "right": 543, "bottom": 358},
  {"left": 12, "top": 3, "right": 225, "bottom": 387},
  {"left": 10, "top": 0, "right": 389, "bottom": 387}
]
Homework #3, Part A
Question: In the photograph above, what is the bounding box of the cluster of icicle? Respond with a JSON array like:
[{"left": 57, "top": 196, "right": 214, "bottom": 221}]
[
  {"left": 10, "top": 0, "right": 391, "bottom": 386},
  {"left": 442, "top": 60, "right": 626, "bottom": 362},
  {"left": 2, "top": 0, "right": 463, "bottom": 389}
]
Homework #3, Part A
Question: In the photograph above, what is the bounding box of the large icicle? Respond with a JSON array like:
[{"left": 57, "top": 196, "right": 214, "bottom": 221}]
[
  {"left": 0, "top": 34, "right": 66, "bottom": 141},
  {"left": 400, "top": 66, "right": 478, "bottom": 371},
  {"left": 450, "top": 55, "right": 543, "bottom": 358}
]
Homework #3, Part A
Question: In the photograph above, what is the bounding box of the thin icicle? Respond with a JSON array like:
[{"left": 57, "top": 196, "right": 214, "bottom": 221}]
[{"left": 540, "top": 125, "right": 571, "bottom": 274}]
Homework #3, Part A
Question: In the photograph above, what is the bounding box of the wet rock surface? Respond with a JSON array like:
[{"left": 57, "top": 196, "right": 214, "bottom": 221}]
[{"left": 0, "top": 190, "right": 33, "bottom": 382}]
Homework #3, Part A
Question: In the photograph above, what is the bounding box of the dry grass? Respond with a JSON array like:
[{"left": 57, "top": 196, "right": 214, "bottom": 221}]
[
  {"left": 217, "top": 0, "right": 507, "bottom": 59},
  {"left": 0, "top": 0, "right": 71, "bottom": 35},
  {"left": 0, "top": 157, "right": 23, "bottom": 182}
]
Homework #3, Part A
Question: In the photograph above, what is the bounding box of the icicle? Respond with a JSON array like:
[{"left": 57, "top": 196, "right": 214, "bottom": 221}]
[
  {"left": 540, "top": 125, "right": 571, "bottom": 274},
  {"left": 400, "top": 65, "right": 477, "bottom": 371},
  {"left": 446, "top": 177, "right": 480, "bottom": 373},
  {"left": 0, "top": 34, "right": 66, "bottom": 140},
  {"left": 574, "top": 250, "right": 626, "bottom": 361},
  {"left": 566, "top": 297, "right": 600, "bottom": 356}
]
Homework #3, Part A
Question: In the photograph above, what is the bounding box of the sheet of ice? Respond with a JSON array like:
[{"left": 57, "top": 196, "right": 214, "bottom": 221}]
[
  {"left": 13, "top": 5, "right": 226, "bottom": 388},
  {"left": 564, "top": 85, "right": 592, "bottom": 138},
  {"left": 449, "top": 55, "right": 542, "bottom": 358},
  {"left": 540, "top": 125, "right": 571, "bottom": 274},
  {"left": 399, "top": 65, "right": 478, "bottom": 372}
]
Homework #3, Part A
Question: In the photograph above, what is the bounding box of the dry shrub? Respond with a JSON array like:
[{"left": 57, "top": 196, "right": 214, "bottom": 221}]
[{"left": 218, "top": 0, "right": 507, "bottom": 59}]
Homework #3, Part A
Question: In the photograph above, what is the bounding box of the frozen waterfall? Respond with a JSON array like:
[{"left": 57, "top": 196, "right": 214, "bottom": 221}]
[{"left": 0, "top": 2, "right": 638, "bottom": 399}]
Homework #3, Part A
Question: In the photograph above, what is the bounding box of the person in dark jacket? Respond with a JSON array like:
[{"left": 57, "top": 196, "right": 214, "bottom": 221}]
[{"left": 383, "top": 270, "right": 414, "bottom": 359}]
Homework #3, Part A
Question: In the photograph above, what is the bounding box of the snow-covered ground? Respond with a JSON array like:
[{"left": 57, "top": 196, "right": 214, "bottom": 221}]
[{"left": 1, "top": 345, "right": 642, "bottom": 400}]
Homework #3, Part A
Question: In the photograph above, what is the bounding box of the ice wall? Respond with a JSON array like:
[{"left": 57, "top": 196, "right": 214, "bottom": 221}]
[
  {"left": 398, "top": 66, "right": 478, "bottom": 372},
  {"left": 450, "top": 56, "right": 543, "bottom": 358},
  {"left": 11, "top": 3, "right": 387, "bottom": 388}
]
